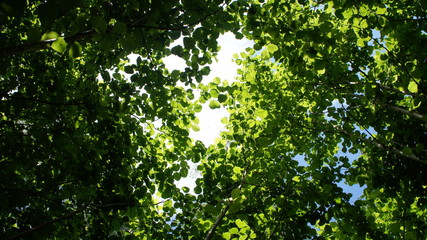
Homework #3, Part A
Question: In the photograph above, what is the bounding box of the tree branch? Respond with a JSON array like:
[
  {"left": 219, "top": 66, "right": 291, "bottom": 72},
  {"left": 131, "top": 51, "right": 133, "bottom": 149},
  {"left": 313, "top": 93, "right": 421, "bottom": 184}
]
[
  {"left": 0, "top": 1, "right": 230, "bottom": 58},
  {"left": 338, "top": 89, "right": 425, "bottom": 121},
  {"left": 379, "top": 102, "right": 425, "bottom": 121},
  {"left": 389, "top": 17, "right": 427, "bottom": 22},
  {"left": 288, "top": 113, "right": 427, "bottom": 165},
  {"left": 353, "top": 65, "right": 422, "bottom": 99},
  {"left": 0, "top": 30, "right": 96, "bottom": 58},
  {"left": 372, "top": 38, "right": 421, "bottom": 87},
  {"left": 204, "top": 200, "right": 233, "bottom": 240},
  {"left": 92, "top": 200, "right": 166, "bottom": 209},
  {"left": 4, "top": 95, "right": 85, "bottom": 106},
  {"left": 1, "top": 204, "right": 89, "bottom": 240},
  {"left": 335, "top": 126, "right": 427, "bottom": 165}
]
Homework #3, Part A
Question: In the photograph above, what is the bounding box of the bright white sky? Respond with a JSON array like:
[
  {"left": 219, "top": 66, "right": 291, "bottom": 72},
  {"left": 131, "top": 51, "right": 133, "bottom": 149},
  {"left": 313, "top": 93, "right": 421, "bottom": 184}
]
[
  {"left": 163, "top": 33, "right": 253, "bottom": 190},
  {"left": 164, "top": 32, "right": 253, "bottom": 146}
]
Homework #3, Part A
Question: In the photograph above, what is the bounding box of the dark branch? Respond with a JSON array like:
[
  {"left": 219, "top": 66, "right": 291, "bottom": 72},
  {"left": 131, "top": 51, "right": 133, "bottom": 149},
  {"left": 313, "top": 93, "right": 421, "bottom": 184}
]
[
  {"left": 0, "top": 2, "right": 229, "bottom": 58},
  {"left": 372, "top": 38, "right": 421, "bottom": 87},
  {"left": 2, "top": 205, "right": 89, "bottom": 240},
  {"left": 389, "top": 17, "right": 427, "bottom": 22},
  {"left": 204, "top": 200, "right": 232, "bottom": 240},
  {"left": 0, "top": 30, "right": 96, "bottom": 58},
  {"left": 129, "top": 3, "right": 226, "bottom": 31},
  {"left": 4, "top": 95, "right": 85, "bottom": 106},
  {"left": 92, "top": 200, "right": 166, "bottom": 209}
]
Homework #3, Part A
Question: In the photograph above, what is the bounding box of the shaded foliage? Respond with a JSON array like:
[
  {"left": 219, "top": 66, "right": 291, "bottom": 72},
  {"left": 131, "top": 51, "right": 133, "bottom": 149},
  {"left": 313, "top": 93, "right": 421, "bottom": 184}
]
[{"left": 1, "top": 0, "right": 426, "bottom": 239}]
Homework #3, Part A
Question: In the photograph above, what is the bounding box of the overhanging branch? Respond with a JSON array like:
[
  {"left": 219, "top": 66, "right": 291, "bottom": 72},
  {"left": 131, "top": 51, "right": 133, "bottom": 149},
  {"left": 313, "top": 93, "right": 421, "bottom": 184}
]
[
  {"left": 204, "top": 200, "right": 232, "bottom": 240},
  {"left": 0, "top": 1, "right": 230, "bottom": 58},
  {"left": 334, "top": 125, "right": 427, "bottom": 166},
  {"left": 2, "top": 204, "right": 89, "bottom": 240},
  {"left": 0, "top": 30, "right": 96, "bottom": 58},
  {"left": 379, "top": 102, "right": 425, "bottom": 121}
]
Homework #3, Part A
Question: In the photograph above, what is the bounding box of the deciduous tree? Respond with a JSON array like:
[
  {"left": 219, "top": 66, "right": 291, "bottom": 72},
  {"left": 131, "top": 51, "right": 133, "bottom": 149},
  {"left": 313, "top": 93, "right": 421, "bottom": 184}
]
[{"left": 1, "top": 0, "right": 426, "bottom": 239}]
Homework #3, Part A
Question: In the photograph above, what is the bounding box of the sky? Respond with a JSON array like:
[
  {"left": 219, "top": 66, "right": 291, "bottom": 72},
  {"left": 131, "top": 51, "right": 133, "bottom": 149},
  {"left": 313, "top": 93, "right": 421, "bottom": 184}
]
[
  {"left": 163, "top": 33, "right": 253, "bottom": 190},
  {"left": 163, "top": 32, "right": 254, "bottom": 146},
  {"left": 161, "top": 33, "right": 364, "bottom": 202}
]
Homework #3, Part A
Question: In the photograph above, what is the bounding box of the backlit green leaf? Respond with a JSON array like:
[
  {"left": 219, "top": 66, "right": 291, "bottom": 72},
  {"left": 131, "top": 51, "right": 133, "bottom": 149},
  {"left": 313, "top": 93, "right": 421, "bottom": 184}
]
[
  {"left": 231, "top": 188, "right": 240, "bottom": 199},
  {"left": 209, "top": 100, "right": 220, "bottom": 109},
  {"left": 266, "top": 44, "right": 278, "bottom": 53},
  {"left": 41, "top": 31, "right": 59, "bottom": 40},
  {"left": 68, "top": 42, "right": 82, "bottom": 58},
  {"left": 408, "top": 81, "right": 418, "bottom": 93},
  {"left": 236, "top": 219, "right": 247, "bottom": 229},
  {"left": 51, "top": 37, "right": 67, "bottom": 53}
]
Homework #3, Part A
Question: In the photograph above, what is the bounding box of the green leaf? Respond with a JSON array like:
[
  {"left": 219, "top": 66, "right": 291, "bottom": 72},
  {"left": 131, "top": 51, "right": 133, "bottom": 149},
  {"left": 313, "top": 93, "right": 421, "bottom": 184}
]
[
  {"left": 236, "top": 219, "right": 247, "bottom": 229},
  {"left": 389, "top": 223, "right": 401, "bottom": 233},
  {"left": 213, "top": 77, "right": 221, "bottom": 84},
  {"left": 27, "top": 28, "right": 42, "bottom": 42},
  {"left": 101, "top": 70, "right": 110, "bottom": 82},
  {"left": 292, "top": 176, "right": 301, "bottom": 183},
  {"left": 231, "top": 188, "right": 240, "bottom": 199},
  {"left": 230, "top": 227, "right": 239, "bottom": 234},
  {"left": 194, "top": 186, "right": 202, "bottom": 194},
  {"left": 255, "top": 109, "right": 268, "bottom": 118},
  {"left": 201, "top": 66, "right": 210, "bottom": 76},
  {"left": 209, "top": 89, "right": 219, "bottom": 98},
  {"left": 171, "top": 70, "right": 180, "bottom": 78},
  {"left": 404, "top": 231, "right": 418, "bottom": 240},
  {"left": 218, "top": 94, "right": 228, "bottom": 103},
  {"left": 91, "top": 16, "right": 107, "bottom": 33},
  {"left": 253, "top": 43, "right": 262, "bottom": 50},
  {"left": 376, "top": 7, "right": 387, "bottom": 14},
  {"left": 191, "top": 124, "right": 200, "bottom": 132},
  {"left": 194, "top": 104, "right": 203, "bottom": 112},
  {"left": 324, "top": 225, "right": 333, "bottom": 234},
  {"left": 68, "top": 42, "right": 82, "bottom": 58},
  {"left": 221, "top": 117, "right": 228, "bottom": 124},
  {"left": 266, "top": 44, "right": 278, "bottom": 53},
  {"left": 170, "top": 31, "right": 181, "bottom": 40},
  {"left": 121, "top": 38, "right": 137, "bottom": 51},
  {"left": 113, "top": 22, "right": 127, "bottom": 34},
  {"left": 183, "top": 37, "right": 196, "bottom": 49},
  {"left": 233, "top": 166, "right": 242, "bottom": 174},
  {"left": 408, "top": 81, "right": 418, "bottom": 93},
  {"left": 124, "top": 66, "right": 134, "bottom": 74},
  {"left": 171, "top": 45, "right": 183, "bottom": 56},
  {"left": 342, "top": 9, "right": 353, "bottom": 19},
  {"left": 41, "top": 31, "right": 59, "bottom": 40},
  {"left": 223, "top": 232, "right": 231, "bottom": 240},
  {"left": 258, "top": 137, "right": 270, "bottom": 147},
  {"left": 357, "top": 38, "right": 365, "bottom": 47},
  {"left": 51, "top": 37, "right": 67, "bottom": 53},
  {"left": 402, "top": 147, "right": 413, "bottom": 156},
  {"left": 208, "top": 100, "right": 221, "bottom": 109}
]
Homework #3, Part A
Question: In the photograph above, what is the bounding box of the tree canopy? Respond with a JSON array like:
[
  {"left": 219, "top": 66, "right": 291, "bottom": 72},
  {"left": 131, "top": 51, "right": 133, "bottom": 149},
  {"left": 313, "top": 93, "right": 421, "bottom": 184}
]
[{"left": 1, "top": 0, "right": 426, "bottom": 239}]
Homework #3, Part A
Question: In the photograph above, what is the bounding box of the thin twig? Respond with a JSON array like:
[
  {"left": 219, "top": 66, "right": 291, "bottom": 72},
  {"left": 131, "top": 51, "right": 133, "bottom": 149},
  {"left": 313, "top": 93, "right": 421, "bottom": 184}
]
[
  {"left": 372, "top": 38, "right": 421, "bottom": 87},
  {"left": 4, "top": 95, "right": 85, "bottom": 106}
]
